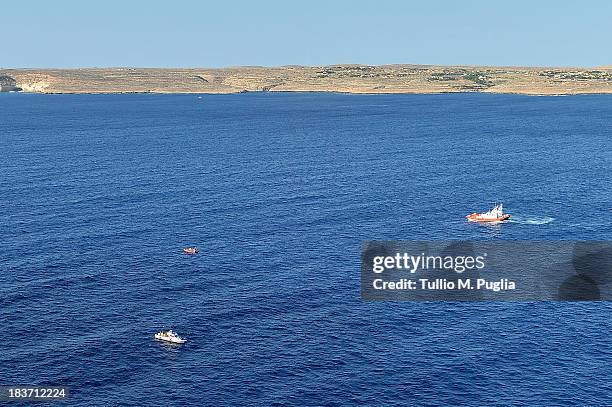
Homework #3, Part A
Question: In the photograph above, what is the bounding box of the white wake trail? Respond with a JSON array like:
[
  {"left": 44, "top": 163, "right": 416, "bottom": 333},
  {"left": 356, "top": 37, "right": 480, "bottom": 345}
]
[{"left": 509, "top": 215, "right": 555, "bottom": 225}]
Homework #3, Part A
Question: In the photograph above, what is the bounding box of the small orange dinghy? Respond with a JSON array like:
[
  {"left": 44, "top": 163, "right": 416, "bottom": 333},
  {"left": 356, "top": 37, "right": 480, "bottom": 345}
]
[
  {"left": 466, "top": 203, "right": 511, "bottom": 223},
  {"left": 182, "top": 247, "right": 199, "bottom": 255}
]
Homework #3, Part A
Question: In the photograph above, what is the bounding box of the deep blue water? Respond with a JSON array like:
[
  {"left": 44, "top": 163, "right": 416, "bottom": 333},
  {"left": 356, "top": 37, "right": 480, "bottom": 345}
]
[{"left": 1, "top": 93, "right": 611, "bottom": 406}]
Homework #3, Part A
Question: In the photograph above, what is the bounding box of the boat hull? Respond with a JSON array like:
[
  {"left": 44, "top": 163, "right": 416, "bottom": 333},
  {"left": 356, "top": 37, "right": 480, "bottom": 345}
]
[
  {"left": 466, "top": 214, "right": 511, "bottom": 223},
  {"left": 155, "top": 334, "right": 186, "bottom": 344}
]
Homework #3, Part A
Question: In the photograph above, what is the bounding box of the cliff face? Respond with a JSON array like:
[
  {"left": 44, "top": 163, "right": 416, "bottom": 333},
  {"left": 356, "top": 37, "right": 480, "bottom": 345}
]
[
  {"left": 2, "top": 65, "right": 612, "bottom": 95},
  {"left": 0, "top": 75, "right": 22, "bottom": 92}
]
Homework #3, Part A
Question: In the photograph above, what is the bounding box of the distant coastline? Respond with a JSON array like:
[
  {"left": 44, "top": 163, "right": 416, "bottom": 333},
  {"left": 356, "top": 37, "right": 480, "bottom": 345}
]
[{"left": 2, "top": 64, "right": 612, "bottom": 95}]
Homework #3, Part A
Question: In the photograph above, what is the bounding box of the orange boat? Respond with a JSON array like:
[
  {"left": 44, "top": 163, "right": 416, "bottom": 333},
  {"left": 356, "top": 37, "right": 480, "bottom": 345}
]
[
  {"left": 466, "top": 203, "right": 511, "bottom": 223},
  {"left": 182, "top": 247, "right": 199, "bottom": 255}
]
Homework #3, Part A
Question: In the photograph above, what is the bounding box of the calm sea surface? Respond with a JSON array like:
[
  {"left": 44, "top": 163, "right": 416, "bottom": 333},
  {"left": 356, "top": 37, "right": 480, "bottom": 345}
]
[{"left": 1, "top": 93, "right": 611, "bottom": 406}]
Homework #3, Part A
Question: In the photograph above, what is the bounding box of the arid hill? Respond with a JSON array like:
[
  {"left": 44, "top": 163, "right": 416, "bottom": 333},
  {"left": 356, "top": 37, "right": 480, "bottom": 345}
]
[{"left": 2, "top": 65, "right": 612, "bottom": 95}]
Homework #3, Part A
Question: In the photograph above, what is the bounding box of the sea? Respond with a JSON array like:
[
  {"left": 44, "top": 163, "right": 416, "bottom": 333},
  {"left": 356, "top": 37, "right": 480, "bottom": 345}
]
[{"left": 1, "top": 92, "right": 611, "bottom": 406}]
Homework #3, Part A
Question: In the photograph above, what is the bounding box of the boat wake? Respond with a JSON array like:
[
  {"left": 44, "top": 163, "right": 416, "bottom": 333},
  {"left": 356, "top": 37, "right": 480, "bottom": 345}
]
[{"left": 509, "top": 215, "right": 555, "bottom": 225}]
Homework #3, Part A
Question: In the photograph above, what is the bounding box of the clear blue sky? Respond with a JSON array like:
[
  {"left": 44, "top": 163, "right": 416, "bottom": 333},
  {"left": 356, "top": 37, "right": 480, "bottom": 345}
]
[{"left": 3, "top": 0, "right": 611, "bottom": 68}]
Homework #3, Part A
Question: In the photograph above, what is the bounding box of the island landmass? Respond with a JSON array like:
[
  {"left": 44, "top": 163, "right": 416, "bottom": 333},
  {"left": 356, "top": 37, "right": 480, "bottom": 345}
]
[{"left": 2, "top": 65, "right": 612, "bottom": 95}]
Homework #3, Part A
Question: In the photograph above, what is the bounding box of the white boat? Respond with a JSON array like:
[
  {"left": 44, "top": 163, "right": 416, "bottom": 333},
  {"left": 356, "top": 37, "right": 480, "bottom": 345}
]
[{"left": 154, "top": 330, "right": 187, "bottom": 344}]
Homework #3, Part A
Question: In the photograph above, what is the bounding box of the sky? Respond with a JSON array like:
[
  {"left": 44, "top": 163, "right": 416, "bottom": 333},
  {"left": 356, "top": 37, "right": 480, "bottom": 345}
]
[{"left": 2, "top": 0, "right": 611, "bottom": 68}]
